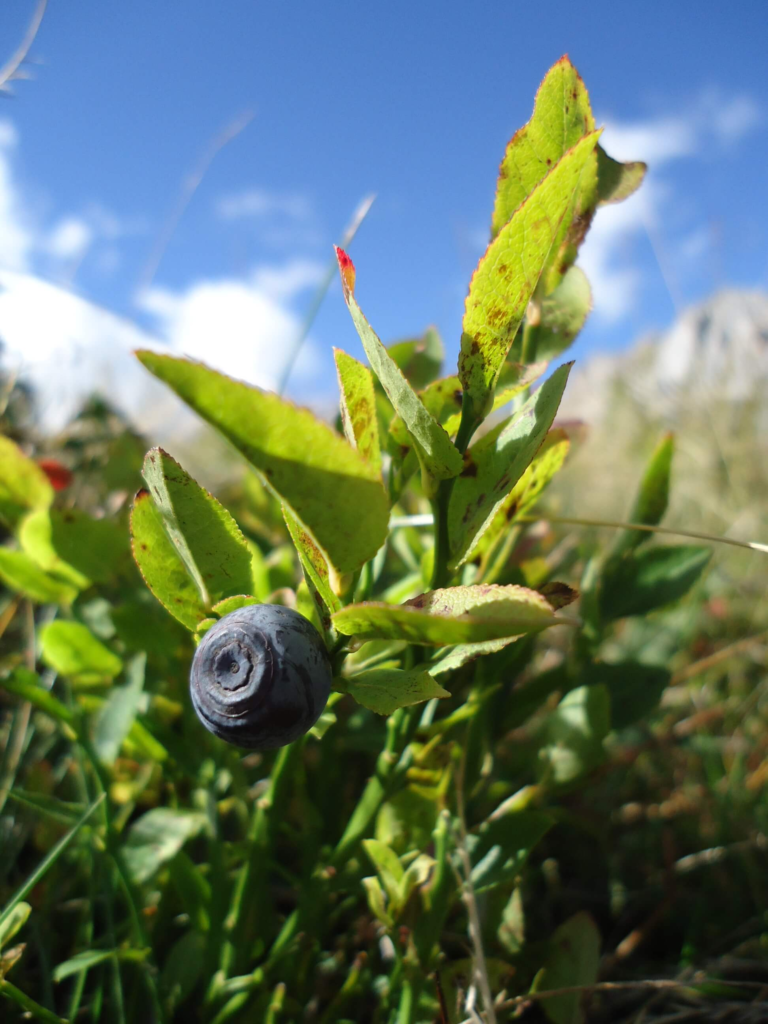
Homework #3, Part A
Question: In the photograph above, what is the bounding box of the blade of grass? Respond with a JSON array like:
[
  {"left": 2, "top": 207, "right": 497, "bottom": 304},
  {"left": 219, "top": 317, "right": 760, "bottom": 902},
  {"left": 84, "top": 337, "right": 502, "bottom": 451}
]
[
  {"left": 278, "top": 193, "right": 376, "bottom": 394},
  {"left": 0, "top": 793, "right": 104, "bottom": 931},
  {"left": 0, "top": 978, "right": 68, "bottom": 1024}
]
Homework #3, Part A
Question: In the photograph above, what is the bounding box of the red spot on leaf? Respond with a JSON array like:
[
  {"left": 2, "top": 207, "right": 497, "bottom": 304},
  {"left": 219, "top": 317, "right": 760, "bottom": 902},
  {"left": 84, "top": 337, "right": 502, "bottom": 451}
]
[
  {"left": 334, "top": 245, "right": 356, "bottom": 302},
  {"left": 37, "top": 459, "right": 72, "bottom": 492}
]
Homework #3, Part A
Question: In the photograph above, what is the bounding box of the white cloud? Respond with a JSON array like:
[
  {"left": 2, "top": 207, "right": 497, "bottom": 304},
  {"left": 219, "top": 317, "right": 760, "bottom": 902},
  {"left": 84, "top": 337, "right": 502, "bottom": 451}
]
[
  {"left": 216, "top": 188, "right": 312, "bottom": 222},
  {"left": 137, "top": 262, "right": 322, "bottom": 393},
  {"left": 43, "top": 217, "right": 93, "bottom": 260}
]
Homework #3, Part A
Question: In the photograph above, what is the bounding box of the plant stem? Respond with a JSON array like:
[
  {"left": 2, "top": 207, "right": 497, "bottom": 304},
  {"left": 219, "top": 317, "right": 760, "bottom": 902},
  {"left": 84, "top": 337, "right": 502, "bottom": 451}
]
[
  {"left": 520, "top": 318, "right": 540, "bottom": 364},
  {"left": 430, "top": 397, "right": 480, "bottom": 590}
]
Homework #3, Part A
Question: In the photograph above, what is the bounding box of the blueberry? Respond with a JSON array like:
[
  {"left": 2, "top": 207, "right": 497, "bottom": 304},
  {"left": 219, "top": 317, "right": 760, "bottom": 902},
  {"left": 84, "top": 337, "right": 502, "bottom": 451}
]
[{"left": 190, "top": 604, "right": 332, "bottom": 750}]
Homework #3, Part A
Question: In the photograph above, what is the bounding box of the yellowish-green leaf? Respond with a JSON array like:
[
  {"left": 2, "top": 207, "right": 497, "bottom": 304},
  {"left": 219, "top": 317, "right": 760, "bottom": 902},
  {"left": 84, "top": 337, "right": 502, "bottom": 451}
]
[
  {"left": 333, "top": 584, "right": 564, "bottom": 646},
  {"left": 136, "top": 351, "right": 389, "bottom": 574},
  {"left": 283, "top": 505, "right": 340, "bottom": 635},
  {"left": 334, "top": 348, "right": 382, "bottom": 474},
  {"left": 0, "top": 435, "right": 53, "bottom": 527},
  {"left": 336, "top": 249, "right": 463, "bottom": 484},
  {"left": 40, "top": 621, "right": 123, "bottom": 683},
  {"left": 459, "top": 132, "right": 600, "bottom": 414},
  {"left": 492, "top": 55, "right": 596, "bottom": 239},
  {"left": 596, "top": 144, "right": 647, "bottom": 205},
  {"left": 344, "top": 667, "right": 450, "bottom": 715},
  {"left": 142, "top": 448, "right": 253, "bottom": 607},
  {"left": 0, "top": 548, "right": 77, "bottom": 605},
  {"left": 450, "top": 363, "right": 572, "bottom": 567},
  {"left": 475, "top": 429, "right": 570, "bottom": 561},
  {"left": 130, "top": 489, "right": 206, "bottom": 631},
  {"left": 535, "top": 267, "right": 591, "bottom": 360},
  {"left": 19, "top": 507, "right": 126, "bottom": 587},
  {"left": 1, "top": 668, "right": 75, "bottom": 725}
]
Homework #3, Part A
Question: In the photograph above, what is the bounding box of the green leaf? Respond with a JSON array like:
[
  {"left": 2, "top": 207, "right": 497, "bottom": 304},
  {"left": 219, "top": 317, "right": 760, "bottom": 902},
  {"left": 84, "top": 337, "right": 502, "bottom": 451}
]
[
  {"left": 336, "top": 251, "right": 463, "bottom": 485},
  {"left": 498, "top": 887, "right": 525, "bottom": 955},
  {"left": 466, "top": 810, "right": 554, "bottom": 894},
  {"left": 596, "top": 144, "right": 647, "bottom": 205},
  {"left": 362, "top": 839, "right": 404, "bottom": 902},
  {"left": 535, "top": 267, "right": 592, "bottom": 361},
  {"left": 449, "top": 363, "right": 572, "bottom": 567},
  {"left": 459, "top": 131, "right": 600, "bottom": 416},
  {"left": 0, "top": 548, "right": 77, "bottom": 605},
  {"left": 589, "top": 661, "right": 671, "bottom": 730},
  {"left": 52, "top": 950, "right": 115, "bottom": 983},
  {"left": 19, "top": 508, "right": 126, "bottom": 587},
  {"left": 540, "top": 684, "right": 610, "bottom": 784},
  {"left": 141, "top": 448, "right": 253, "bottom": 607},
  {"left": 0, "top": 902, "right": 30, "bottom": 951},
  {"left": 474, "top": 428, "right": 571, "bottom": 561},
  {"left": 333, "top": 584, "right": 563, "bottom": 646},
  {"left": 427, "top": 637, "right": 521, "bottom": 678},
  {"left": 361, "top": 875, "right": 392, "bottom": 928},
  {"left": 343, "top": 668, "right": 450, "bottom": 715},
  {"left": 136, "top": 351, "right": 389, "bottom": 574},
  {"left": 40, "top": 621, "right": 123, "bottom": 684},
  {"left": 386, "top": 325, "right": 444, "bottom": 389},
  {"left": 93, "top": 653, "right": 146, "bottom": 764},
  {"left": 283, "top": 505, "right": 341, "bottom": 632},
  {"left": 130, "top": 488, "right": 207, "bottom": 631},
  {"left": 211, "top": 595, "right": 260, "bottom": 617},
  {"left": 492, "top": 57, "right": 595, "bottom": 238},
  {"left": 0, "top": 435, "right": 53, "bottom": 527},
  {"left": 122, "top": 808, "right": 208, "bottom": 885},
  {"left": 334, "top": 348, "right": 382, "bottom": 474},
  {"left": 600, "top": 545, "right": 711, "bottom": 621},
  {"left": 1, "top": 668, "right": 75, "bottom": 725},
  {"left": 611, "top": 433, "right": 674, "bottom": 558},
  {"left": 532, "top": 912, "right": 601, "bottom": 1024}
]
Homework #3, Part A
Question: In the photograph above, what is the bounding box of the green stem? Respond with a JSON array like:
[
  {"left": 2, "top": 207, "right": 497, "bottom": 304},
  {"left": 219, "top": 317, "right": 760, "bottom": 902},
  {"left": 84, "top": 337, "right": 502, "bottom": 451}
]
[
  {"left": 520, "top": 319, "right": 540, "bottom": 364},
  {"left": 219, "top": 740, "right": 302, "bottom": 980}
]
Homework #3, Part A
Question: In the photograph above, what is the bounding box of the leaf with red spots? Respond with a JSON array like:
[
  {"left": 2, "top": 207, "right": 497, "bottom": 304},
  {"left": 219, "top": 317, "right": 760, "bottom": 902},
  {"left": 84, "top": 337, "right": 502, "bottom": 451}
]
[
  {"left": 449, "top": 363, "right": 572, "bottom": 569},
  {"left": 459, "top": 132, "right": 599, "bottom": 417},
  {"left": 335, "top": 249, "right": 463, "bottom": 485},
  {"left": 332, "top": 584, "right": 568, "bottom": 646},
  {"left": 283, "top": 504, "right": 340, "bottom": 638},
  {"left": 334, "top": 348, "right": 382, "bottom": 475}
]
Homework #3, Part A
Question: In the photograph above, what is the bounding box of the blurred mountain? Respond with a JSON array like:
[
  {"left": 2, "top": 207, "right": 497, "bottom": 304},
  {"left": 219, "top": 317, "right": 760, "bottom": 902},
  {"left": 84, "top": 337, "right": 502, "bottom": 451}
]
[{"left": 560, "top": 288, "right": 768, "bottom": 425}]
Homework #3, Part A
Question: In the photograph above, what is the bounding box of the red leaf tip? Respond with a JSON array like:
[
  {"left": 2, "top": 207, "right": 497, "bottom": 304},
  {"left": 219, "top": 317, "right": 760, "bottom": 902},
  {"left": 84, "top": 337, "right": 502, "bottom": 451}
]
[{"left": 334, "top": 245, "right": 356, "bottom": 302}]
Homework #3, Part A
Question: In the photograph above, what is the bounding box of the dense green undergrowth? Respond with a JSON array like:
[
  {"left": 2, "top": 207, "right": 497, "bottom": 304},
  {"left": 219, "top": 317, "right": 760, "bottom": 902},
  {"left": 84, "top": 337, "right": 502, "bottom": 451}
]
[{"left": 0, "top": 57, "right": 766, "bottom": 1024}]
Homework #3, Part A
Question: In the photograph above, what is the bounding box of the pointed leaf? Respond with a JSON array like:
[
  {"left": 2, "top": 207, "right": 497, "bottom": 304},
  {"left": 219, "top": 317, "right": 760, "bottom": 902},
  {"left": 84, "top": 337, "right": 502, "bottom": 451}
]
[
  {"left": 362, "top": 875, "right": 392, "bottom": 928},
  {"left": 492, "top": 56, "right": 596, "bottom": 239},
  {"left": 334, "top": 348, "right": 381, "bottom": 474},
  {"left": 474, "top": 429, "right": 570, "bottom": 561},
  {"left": 0, "top": 902, "right": 30, "bottom": 952},
  {"left": 600, "top": 544, "right": 711, "bottom": 621},
  {"left": 130, "top": 489, "right": 206, "bottom": 630},
  {"left": 0, "top": 548, "right": 78, "bottom": 605},
  {"left": 141, "top": 448, "right": 253, "bottom": 608},
  {"left": 363, "top": 838, "right": 404, "bottom": 902},
  {"left": 467, "top": 809, "right": 554, "bottom": 894},
  {"left": 344, "top": 668, "right": 450, "bottom": 715},
  {"left": 541, "top": 684, "right": 610, "bottom": 784},
  {"left": 450, "top": 363, "right": 572, "bottom": 567},
  {"left": 136, "top": 351, "right": 389, "bottom": 574},
  {"left": 460, "top": 132, "right": 599, "bottom": 416},
  {"left": 0, "top": 435, "right": 53, "bottom": 527},
  {"left": 333, "top": 584, "right": 564, "bottom": 646},
  {"left": 611, "top": 433, "right": 674, "bottom": 558},
  {"left": 335, "top": 248, "right": 463, "bottom": 483},
  {"left": 283, "top": 505, "right": 340, "bottom": 634},
  {"left": 428, "top": 637, "right": 520, "bottom": 678},
  {"left": 40, "top": 621, "right": 123, "bottom": 683}
]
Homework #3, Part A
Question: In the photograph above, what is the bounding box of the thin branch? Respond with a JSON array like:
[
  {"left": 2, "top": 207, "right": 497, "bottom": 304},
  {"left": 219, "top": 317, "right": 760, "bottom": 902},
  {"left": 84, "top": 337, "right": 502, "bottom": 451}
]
[
  {"left": 277, "top": 193, "right": 376, "bottom": 394},
  {"left": 670, "top": 632, "right": 767, "bottom": 686},
  {"left": 0, "top": 0, "right": 48, "bottom": 93},
  {"left": 135, "top": 109, "right": 255, "bottom": 296}
]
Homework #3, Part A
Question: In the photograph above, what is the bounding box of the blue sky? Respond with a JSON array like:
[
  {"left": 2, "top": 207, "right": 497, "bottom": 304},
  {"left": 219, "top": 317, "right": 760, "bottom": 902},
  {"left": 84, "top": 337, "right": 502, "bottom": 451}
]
[{"left": 0, "top": 0, "right": 766, "bottom": 429}]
